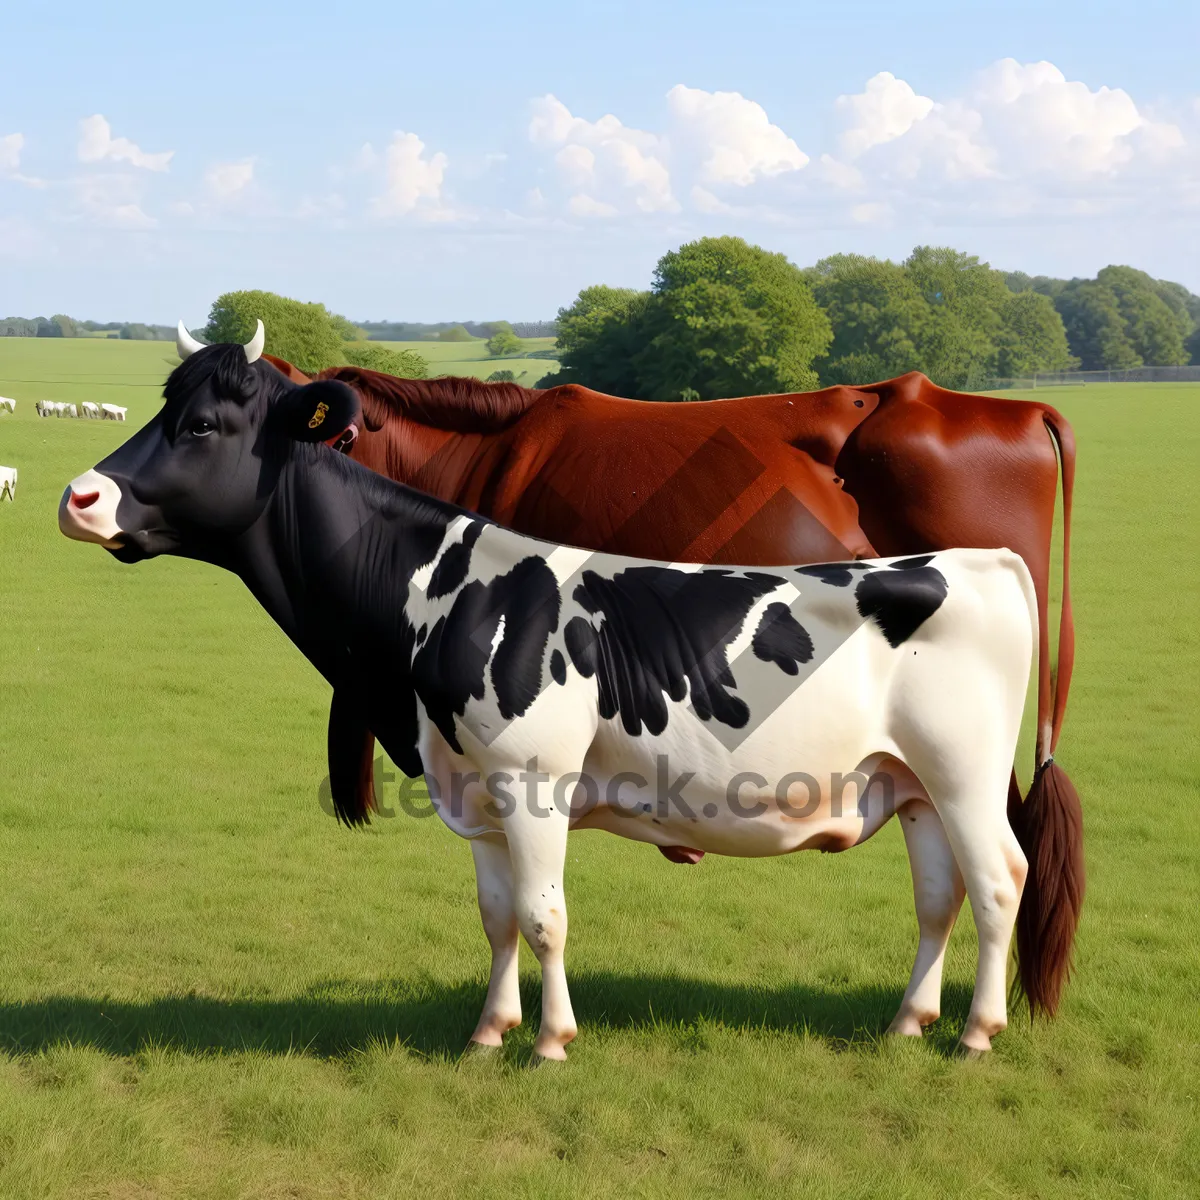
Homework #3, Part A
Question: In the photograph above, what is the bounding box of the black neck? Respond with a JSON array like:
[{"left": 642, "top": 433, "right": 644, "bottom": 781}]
[{"left": 227, "top": 448, "right": 457, "bottom": 685}]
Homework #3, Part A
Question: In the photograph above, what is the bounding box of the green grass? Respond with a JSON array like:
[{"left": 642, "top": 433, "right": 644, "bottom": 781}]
[
  {"left": 378, "top": 337, "right": 560, "bottom": 385},
  {"left": 1, "top": 340, "right": 1197, "bottom": 1197}
]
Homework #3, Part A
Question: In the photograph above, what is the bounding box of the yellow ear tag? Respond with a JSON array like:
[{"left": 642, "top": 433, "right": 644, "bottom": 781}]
[{"left": 308, "top": 401, "right": 329, "bottom": 430}]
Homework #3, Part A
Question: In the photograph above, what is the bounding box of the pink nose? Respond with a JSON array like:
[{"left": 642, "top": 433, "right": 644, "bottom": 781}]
[{"left": 71, "top": 490, "right": 100, "bottom": 510}]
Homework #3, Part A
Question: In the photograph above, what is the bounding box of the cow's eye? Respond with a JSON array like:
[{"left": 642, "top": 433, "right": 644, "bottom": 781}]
[{"left": 189, "top": 418, "right": 216, "bottom": 437}]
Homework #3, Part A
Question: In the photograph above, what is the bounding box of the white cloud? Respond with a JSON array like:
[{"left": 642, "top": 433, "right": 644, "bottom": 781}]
[
  {"left": 106, "top": 203, "right": 156, "bottom": 229},
  {"left": 295, "top": 193, "right": 346, "bottom": 220},
  {"left": 353, "top": 143, "right": 380, "bottom": 172},
  {"left": 968, "top": 58, "right": 1183, "bottom": 175},
  {"left": 529, "top": 86, "right": 807, "bottom": 217},
  {"left": 74, "top": 173, "right": 157, "bottom": 228},
  {"left": 369, "top": 130, "right": 448, "bottom": 217},
  {"left": 831, "top": 60, "right": 1186, "bottom": 190},
  {"left": 529, "top": 95, "right": 677, "bottom": 214},
  {"left": 568, "top": 194, "right": 618, "bottom": 218},
  {"left": 1, "top": 133, "right": 23, "bottom": 172},
  {"left": 690, "top": 185, "right": 734, "bottom": 214},
  {"left": 205, "top": 158, "right": 255, "bottom": 200},
  {"left": 0, "top": 132, "right": 44, "bottom": 187},
  {"left": 667, "top": 84, "right": 808, "bottom": 185},
  {"left": 851, "top": 202, "right": 890, "bottom": 224},
  {"left": 815, "top": 153, "right": 865, "bottom": 190},
  {"left": 836, "top": 72, "right": 935, "bottom": 158},
  {"left": 78, "top": 115, "right": 173, "bottom": 172},
  {"left": 555, "top": 144, "right": 595, "bottom": 187}
]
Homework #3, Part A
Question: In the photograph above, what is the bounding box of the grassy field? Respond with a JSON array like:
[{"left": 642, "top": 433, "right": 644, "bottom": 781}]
[
  {"left": 0, "top": 339, "right": 1197, "bottom": 1198},
  {"left": 378, "top": 336, "right": 560, "bottom": 385}
]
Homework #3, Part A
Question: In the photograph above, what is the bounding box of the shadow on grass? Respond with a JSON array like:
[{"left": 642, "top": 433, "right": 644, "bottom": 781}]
[{"left": 0, "top": 972, "right": 974, "bottom": 1061}]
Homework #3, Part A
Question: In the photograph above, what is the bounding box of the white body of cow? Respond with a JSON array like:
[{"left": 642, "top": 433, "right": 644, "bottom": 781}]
[
  {"left": 100, "top": 404, "right": 127, "bottom": 421},
  {"left": 81, "top": 402, "right": 101, "bottom": 419},
  {"left": 0, "top": 397, "right": 14, "bottom": 414},
  {"left": 0, "top": 466, "right": 16, "bottom": 501},
  {"left": 390, "top": 525, "right": 1041, "bottom": 1062}
]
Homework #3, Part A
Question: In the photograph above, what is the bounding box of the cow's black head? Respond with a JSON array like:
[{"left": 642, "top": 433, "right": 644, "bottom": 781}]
[{"left": 59, "top": 334, "right": 359, "bottom": 564}]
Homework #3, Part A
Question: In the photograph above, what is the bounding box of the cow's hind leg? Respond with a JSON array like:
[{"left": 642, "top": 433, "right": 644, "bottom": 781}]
[
  {"left": 468, "top": 836, "right": 523, "bottom": 1050},
  {"left": 931, "top": 790, "right": 1027, "bottom": 1055},
  {"left": 889, "top": 798, "right": 965, "bottom": 1037}
]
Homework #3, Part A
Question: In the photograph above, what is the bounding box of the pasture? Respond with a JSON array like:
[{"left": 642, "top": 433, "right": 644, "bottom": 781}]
[
  {"left": 0, "top": 337, "right": 1197, "bottom": 1198},
  {"left": 378, "top": 336, "right": 560, "bottom": 384}
]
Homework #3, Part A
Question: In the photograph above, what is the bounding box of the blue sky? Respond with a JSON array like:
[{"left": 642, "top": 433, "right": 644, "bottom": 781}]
[{"left": 2, "top": 0, "right": 1198, "bottom": 323}]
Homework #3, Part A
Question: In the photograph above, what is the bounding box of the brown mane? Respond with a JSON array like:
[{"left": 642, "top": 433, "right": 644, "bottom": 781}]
[{"left": 316, "top": 367, "right": 545, "bottom": 433}]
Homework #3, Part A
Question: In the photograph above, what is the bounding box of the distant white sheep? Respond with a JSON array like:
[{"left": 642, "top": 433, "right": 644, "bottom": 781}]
[
  {"left": 0, "top": 397, "right": 15, "bottom": 414},
  {"left": 0, "top": 466, "right": 16, "bottom": 501},
  {"left": 34, "top": 399, "right": 128, "bottom": 419}
]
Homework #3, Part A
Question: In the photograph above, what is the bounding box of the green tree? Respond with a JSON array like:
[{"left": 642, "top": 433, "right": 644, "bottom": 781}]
[
  {"left": 50, "top": 314, "right": 80, "bottom": 337},
  {"left": 1096, "top": 266, "right": 1188, "bottom": 366},
  {"left": 328, "top": 312, "right": 365, "bottom": 341},
  {"left": 486, "top": 369, "right": 517, "bottom": 382},
  {"left": 552, "top": 285, "right": 655, "bottom": 397},
  {"left": 635, "top": 236, "right": 833, "bottom": 399},
  {"left": 1054, "top": 280, "right": 1142, "bottom": 370},
  {"left": 0, "top": 317, "right": 39, "bottom": 337},
  {"left": 204, "top": 290, "right": 348, "bottom": 373},
  {"left": 341, "top": 343, "right": 429, "bottom": 378},
  {"left": 806, "top": 254, "right": 928, "bottom": 385},
  {"left": 486, "top": 329, "right": 523, "bottom": 356},
  {"left": 437, "top": 324, "right": 475, "bottom": 342},
  {"left": 902, "top": 246, "right": 1012, "bottom": 389},
  {"left": 993, "top": 291, "right": 1077, "bottom": 378},
  {"left": 480, "top": 321, "right": 514, "bottom": 338}
]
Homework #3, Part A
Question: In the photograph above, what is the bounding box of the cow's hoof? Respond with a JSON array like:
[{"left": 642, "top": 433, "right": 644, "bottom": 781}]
[
  {"left": 955, "top": 1041, "right": 989, "bottom": 1061},
  {"left": 462, "top": 1040, "right": 502, "bottom": 1060},
  {"left": 528, "top": 1051, "right": 566, "bottom": 1069},
  {"left": 886, "top": 1013, "right": 930, "bottom": 1038}
]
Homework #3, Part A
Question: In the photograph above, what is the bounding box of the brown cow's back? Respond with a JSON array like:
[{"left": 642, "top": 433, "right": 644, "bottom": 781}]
[{"left": 463, "top": 384, "right": 876, "bottom": 563}]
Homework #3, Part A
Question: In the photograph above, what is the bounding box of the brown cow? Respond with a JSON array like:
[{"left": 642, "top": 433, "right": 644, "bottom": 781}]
[
  {"left": 273, "top": 363, "right": 1080, "bottom": 993},
  {"left": 312, "top": 368, "right": 1074, "bottom": 750}
]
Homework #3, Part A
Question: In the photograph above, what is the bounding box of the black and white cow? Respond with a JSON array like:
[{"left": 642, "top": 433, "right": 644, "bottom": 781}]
[{"left": 60, "top": 327, "right": 1082, "bottom": 1061}]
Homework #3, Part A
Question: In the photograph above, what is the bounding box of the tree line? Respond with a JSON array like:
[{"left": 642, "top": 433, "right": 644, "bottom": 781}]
[
  {"left": 358, "top": 319, "right": 557, "bottom": 340},
  {"left": 10, "top": 243, "right": 1197, "bottom": 396},
  {"left": 0, "top": 315, "right": 177, "bottom": 340},
  {"left": 542, "top": 238, "right": 1200, "bottom": 397}
]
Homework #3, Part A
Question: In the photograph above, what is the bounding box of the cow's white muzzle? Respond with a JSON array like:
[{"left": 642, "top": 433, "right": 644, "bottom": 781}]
[{"left": 59, "top": 469, "right": 125, "bottom": 548}]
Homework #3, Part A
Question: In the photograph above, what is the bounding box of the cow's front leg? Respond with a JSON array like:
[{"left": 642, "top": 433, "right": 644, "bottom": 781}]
[
  {"left": 468, "top": 835, "right": 522, "bottom": 1050},
  {"left": 506, "top": 788, "right": 575, "bottom": 1062}
]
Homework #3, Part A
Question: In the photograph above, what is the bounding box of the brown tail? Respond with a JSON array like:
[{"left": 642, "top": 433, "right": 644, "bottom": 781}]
[
  {"left": 1039, "top": 408, "right": 1076, "bottom": 760},
  {"left": 1010, "top": 758, "right": 1084, "bottom": 1017},
  {"left": 1010, "top": 408, "right": 1083, "bottom": 1018}
]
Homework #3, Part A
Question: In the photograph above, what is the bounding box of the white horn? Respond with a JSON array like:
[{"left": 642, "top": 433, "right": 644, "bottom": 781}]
[
  {"left": 243, "top": 319, "right": 265, "bottom": 364},
  {"left": 176, "top": 320, "right": 206, "bottom": 359}
]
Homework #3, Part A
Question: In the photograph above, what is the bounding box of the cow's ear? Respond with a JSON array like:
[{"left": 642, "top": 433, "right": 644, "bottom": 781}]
[{"left": 276, "top": 379, "right": 360, "bottom": 443}]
